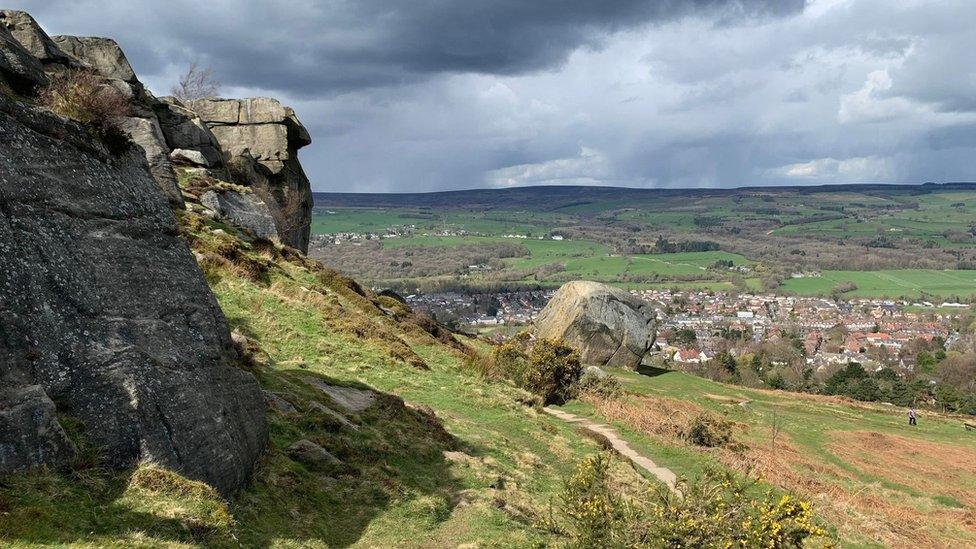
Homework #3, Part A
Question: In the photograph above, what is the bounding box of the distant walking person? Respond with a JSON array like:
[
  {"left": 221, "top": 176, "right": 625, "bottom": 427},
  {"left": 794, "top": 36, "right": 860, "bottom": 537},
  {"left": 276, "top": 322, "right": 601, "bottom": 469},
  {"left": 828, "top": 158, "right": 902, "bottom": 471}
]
[{"left": 908, "top": 408, "right": 917, "bottom": 426}]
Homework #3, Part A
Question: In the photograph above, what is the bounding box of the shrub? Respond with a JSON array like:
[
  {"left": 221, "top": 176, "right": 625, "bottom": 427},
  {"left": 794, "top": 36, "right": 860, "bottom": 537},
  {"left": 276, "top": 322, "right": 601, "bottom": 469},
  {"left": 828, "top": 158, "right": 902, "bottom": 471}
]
[
  {"left": 684, "top": 412, "right": 734, "bottom": 448},
  {"left": 483, "top": 341, "right": 532, "bottom": 384},
  {"left": 480, "top": 338, "right": 582, "bottom": 405},
  {"left": 545, "top": 454, "right": 833, "bottom": 548},
  {"left": 527, "top": 338, "right": 583, "bottom": 405},
  {"left": 647, "top": 469, "right": 832, "bottom": 548},
  {"left": 540, "top": 452, "right": 642, "bottom": 547},
  {"left": 39, "top": 70, "right": 128, "bottom": 134}
]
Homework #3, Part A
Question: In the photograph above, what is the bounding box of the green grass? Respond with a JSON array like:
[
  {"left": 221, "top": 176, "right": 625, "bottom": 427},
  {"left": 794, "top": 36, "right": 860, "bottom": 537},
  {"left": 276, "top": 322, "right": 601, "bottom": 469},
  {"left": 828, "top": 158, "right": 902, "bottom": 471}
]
[
  {"left": 781, "top": 269, "right": 976, "bottom": 298},
  {"left": 380, "top": 233, "right": 749, "bottom": 284}
]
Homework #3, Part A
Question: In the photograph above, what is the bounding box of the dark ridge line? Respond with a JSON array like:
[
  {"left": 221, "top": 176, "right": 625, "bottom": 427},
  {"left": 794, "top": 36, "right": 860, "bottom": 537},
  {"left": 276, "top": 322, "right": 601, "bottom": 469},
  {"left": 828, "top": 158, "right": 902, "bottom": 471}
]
[{"left": 310, "top": 182, "right": 976, "bottom": 209}]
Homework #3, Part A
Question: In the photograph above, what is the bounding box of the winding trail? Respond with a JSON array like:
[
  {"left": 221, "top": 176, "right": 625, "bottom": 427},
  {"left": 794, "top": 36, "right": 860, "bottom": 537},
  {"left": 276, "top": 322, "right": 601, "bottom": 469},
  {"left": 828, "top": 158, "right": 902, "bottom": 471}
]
[{"left": 544, "top": 407, "right": 678, "bottom": 492}]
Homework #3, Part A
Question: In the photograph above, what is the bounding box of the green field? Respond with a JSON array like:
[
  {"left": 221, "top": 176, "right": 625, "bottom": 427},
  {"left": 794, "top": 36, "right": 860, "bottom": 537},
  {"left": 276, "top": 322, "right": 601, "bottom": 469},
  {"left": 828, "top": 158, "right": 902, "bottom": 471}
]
[
  {"left": 381, "top": 234, "right": 748, "bottom": 283},
  {"left": 780, "top": 269, "right": 976, "bottom": 298},
  {"left": 513, "top": 249, "right": 749, "bottom": 281},
  {"left": 311, "top": 186, "right": 976, "bottom": 295},
  {"left": 351, "top": 230, "right": 751, "bottom": 286}
]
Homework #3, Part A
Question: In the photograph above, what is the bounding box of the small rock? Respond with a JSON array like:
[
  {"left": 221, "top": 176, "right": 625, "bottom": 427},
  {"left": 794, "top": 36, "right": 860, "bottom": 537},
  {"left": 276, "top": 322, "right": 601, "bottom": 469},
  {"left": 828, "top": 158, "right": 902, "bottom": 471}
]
[
  {"left": 443, "top": 450, "right": 475, "bottom": 465},
  {"left": 583, "top": 365, "right": 608, "bottom": 378},
  {"left": 288, "top": 439, "right": 339, "bottom": 469},
  {"left": 303, "top": 377, "right": 376, "bottom": 413},
  {"left": 451, "top": 489, "right": 480, "bottom": 509},
  {"left": 200, "top": 190, "right": 279, "bottom": 241},
  {"left": 181, "top": 166, "right": 211, "bottom": 178},
  {"left": 307, "top": 400, "right": 359, "bottom": 431},
  {"left": 230, "top": 330, "right": 249, "bottom": 348},
  {"left": 170, "top": 148, "right": 210, "bottom": 167},
  {"left": 263, "top": 390, "right": 297, "bottom": 414}
]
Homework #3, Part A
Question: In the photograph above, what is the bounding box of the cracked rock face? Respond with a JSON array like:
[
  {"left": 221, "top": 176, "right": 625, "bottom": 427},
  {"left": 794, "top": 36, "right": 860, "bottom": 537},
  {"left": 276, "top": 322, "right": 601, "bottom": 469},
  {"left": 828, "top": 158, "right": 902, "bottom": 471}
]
[
  {"left": 188, "top": 97, "right": 313, "bottom": 252},
  {"left": 0, "top": 13, "right": 313, "bottom": 248},
  {"left": 535, "top": 280, "right": 656, "bottom": 368},
  {"left": 200, "top": 189, "right": 279, "bottom": 241},
  {"left": 50, "top": 35, "right": 137, "bottom": 83},
  {"left": 0, "top": 12, "right": 184, "bottom": 207},
  {"left": 0, "top": 96, "right": 267, "bottom": 496}
]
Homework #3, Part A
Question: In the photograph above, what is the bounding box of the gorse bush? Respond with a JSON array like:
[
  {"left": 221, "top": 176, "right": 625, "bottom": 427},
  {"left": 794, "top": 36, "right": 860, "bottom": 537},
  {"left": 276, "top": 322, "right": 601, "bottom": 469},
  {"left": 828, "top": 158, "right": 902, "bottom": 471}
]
[
  {"left": 526, "top": 338, "right": 583, "bottom": 405},
  {"left": 546, "top": 453, "right": 833, "bottom": 548},
  {"left": 684, "top": 411, "right": 734, "bottom": 448},
  {"left": 485, "top": 341, "right": 532, "bottom": 384},
  {"left": 39, "top": 70, "right": 128, "bottom": 132},
  {"left": 539, "top": 452, "right": 643, "bottom": 547},
  {"left": 648, "top": 468, "right": 832, "bottom": 548},
  {"left": 480, "top": 338, "right": 582, "bottom": 405}
]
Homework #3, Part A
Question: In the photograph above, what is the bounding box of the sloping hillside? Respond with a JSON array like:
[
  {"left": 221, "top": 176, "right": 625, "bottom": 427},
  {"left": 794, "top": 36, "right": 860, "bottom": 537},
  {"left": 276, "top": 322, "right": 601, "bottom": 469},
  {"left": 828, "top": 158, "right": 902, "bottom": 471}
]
[
  {"left": 558, "top": 367, "right": 976, "bottom": 548},
  {"left": 0, "top": 177, "right": 626, "bottom": 547}
]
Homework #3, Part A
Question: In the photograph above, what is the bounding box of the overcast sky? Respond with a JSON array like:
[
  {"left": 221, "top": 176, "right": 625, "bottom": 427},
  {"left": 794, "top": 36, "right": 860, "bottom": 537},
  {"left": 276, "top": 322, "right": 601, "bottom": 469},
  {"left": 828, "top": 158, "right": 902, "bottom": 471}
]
[{"left": 12, "top": 0, "right": 976, "bottom": 192}]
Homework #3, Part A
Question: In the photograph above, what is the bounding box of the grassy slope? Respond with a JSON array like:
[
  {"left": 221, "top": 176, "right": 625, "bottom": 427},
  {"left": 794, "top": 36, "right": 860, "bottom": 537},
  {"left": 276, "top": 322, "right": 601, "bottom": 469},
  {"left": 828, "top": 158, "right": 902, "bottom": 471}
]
[
  {"left": 0, "top": 196, "right": 622, "bottom": 548},
  {"left": 557, "top": 367, "right": 976, "bottom": 548}
]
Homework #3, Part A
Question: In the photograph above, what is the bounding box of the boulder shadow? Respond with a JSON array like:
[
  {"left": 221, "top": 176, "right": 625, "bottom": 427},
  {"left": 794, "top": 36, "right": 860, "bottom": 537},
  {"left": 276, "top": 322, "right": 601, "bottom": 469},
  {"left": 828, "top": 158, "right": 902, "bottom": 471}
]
[{"left": 637, "top": 364, "right": 671, "bottom": 378}]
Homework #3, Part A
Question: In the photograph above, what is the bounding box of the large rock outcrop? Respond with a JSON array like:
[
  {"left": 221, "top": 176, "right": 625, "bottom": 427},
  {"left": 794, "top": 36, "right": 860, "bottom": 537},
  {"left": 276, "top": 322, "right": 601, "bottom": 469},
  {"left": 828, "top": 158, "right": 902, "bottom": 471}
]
[
  {"left": 535, "top": 281, "right": 656, "bottom": 368},
  {"left": 1, "top": 10, "right": 314, "bottom": 249},
  {"left": 50, "top": 35, "right": 137, "bottom": 83},
  {"left": 155, "top": 98, "right": 225, "bottom": 168},
  {"left": 187, "top": 97, "right": 313, "bottom": 252},
  {"left": 0, "top": 10, "right": 75, "bottom": 69},
  {"left": 0, "top": 95, "right": 267, "bottom": 496},
  {"left": 0, "top": 10, "right": 184, "bottom": 205},
  {"left": 49, "top": 33, "right": 184, "bottom": 205}
]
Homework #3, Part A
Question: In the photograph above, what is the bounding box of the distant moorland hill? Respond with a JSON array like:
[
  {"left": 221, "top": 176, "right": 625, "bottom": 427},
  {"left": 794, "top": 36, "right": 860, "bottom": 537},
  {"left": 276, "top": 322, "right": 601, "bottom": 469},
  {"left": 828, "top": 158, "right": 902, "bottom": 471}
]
[{"left": 310, "top": 182, "right": 976, "bottom": 298}]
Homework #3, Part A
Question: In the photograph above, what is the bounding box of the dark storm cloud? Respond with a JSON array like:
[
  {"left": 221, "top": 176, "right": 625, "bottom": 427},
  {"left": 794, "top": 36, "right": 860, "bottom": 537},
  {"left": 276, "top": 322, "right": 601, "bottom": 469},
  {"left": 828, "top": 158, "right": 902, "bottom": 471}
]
[
  {"left": 7, "top": 1, "right": 975, "bottom": 192},
  {"left": 10, "top": 0, "right": 803, "bottom": 95}
]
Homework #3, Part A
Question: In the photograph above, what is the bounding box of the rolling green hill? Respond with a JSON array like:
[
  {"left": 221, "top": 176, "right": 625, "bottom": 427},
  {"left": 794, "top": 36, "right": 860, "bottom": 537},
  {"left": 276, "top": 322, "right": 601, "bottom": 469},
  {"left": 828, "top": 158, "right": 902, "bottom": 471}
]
[{"left": 310, "top": 183, "right": 976, "bottom": 298}]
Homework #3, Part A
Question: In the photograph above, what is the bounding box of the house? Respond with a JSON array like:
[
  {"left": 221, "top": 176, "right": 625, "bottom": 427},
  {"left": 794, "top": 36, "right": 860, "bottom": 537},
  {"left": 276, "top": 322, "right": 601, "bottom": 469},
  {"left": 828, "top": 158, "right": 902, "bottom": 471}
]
[
  {"left": 864, "top": 332, "right": 900, "bottom": 349},
  {"left": 674, "top": 348, "right": 707, "bottom": 364},
  {"left": 843, "top": 333, "right": 864, "bottom": 354}
]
